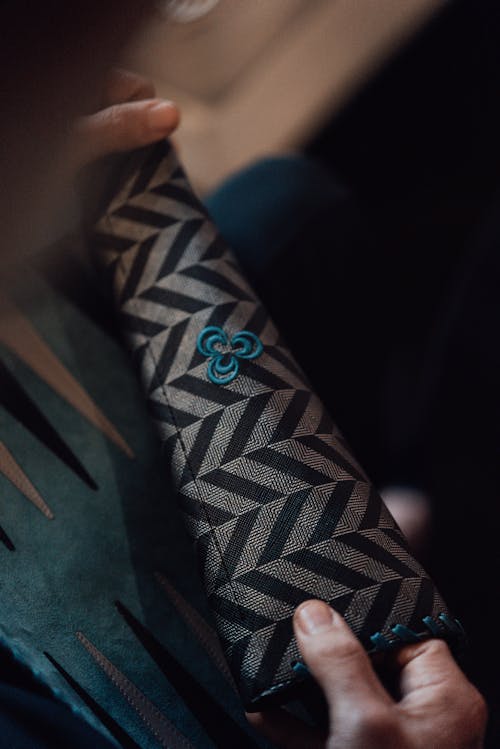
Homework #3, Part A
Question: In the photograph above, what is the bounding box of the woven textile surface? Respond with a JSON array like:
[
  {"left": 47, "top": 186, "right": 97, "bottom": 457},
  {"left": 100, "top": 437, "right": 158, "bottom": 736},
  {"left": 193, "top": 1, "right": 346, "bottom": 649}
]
[{"left": 92, "top": 141, "right": 462, "bottom": 709}]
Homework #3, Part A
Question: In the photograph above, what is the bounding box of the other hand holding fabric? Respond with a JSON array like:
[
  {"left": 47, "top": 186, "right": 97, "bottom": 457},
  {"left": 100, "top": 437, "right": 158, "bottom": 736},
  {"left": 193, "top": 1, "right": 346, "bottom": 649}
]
[{"left": 71, "top": 68, "right": 180, "bottom": 168}]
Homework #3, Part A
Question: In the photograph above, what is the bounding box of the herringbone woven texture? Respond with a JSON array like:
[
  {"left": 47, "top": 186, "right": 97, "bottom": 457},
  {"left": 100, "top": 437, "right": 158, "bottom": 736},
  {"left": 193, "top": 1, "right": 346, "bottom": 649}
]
[{"left": 93, "top": 141, "right": 454, "bottom": 708}]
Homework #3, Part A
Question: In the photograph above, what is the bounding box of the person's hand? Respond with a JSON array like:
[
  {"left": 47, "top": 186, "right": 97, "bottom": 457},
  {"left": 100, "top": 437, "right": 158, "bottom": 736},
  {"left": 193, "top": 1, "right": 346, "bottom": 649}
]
[
  {"left": 248, "top": 600, "right": 487, "bottom": 749},
  {"left": 70, "top": 68, "right": 180, "bottom": 170}
]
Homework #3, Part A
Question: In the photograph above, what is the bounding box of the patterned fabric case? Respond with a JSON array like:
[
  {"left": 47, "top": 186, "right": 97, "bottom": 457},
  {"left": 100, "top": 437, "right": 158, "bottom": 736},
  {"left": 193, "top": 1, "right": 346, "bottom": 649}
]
[{"left": 91, "top": 141, "right": 465, "bottom": 711}]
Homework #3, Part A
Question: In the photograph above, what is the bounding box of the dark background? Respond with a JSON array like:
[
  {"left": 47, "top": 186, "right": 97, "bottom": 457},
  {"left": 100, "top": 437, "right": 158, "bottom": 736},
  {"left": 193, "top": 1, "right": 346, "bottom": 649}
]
[{"left": 304, "top": 0, "right": 500, "bottom": 744}]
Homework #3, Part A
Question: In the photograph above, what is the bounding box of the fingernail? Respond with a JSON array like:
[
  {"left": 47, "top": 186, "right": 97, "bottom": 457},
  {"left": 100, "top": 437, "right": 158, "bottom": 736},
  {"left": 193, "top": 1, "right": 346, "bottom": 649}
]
[
  {"left": 296, "top": 601, "right": 334, "bottom": 635},
  {"left": 147, "top": 101, "right": 178, "bottom": 131}
]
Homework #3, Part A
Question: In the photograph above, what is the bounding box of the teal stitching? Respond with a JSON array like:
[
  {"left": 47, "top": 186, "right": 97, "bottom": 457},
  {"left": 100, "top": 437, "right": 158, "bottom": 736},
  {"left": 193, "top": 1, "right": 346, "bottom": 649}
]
[
  {"left": 370, "top": 632, "right": 392, "bottom": 651},
  {"left": 294, "top": 613, "right": 467, "bottom": 700},
  {"left": 292, "top": 661, "right": 310, "bottom": 679},
  {"left": 197, "top": 326, "right": 263, "bottom": 385},
  {"left": 369, "top": 614, "right": 467, "bottom": 653},
  {"left": 439, "top": 613, "right": 466, "bottom": 637},
  {"left": 288, "top": 612, "right": 467, "bottom": 700},
  {"left": 422, "top": 615, "right": 441, "bottom": 635},
  {"left": 391, "top": 623, "right": 424, "bottom": 644}
]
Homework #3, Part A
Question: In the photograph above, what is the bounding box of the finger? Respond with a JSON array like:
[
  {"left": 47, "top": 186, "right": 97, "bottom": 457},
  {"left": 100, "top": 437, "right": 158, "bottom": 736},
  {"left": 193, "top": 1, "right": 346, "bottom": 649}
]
[
  {"left": 394, "top": 639, "right": 488, "bottom": 744},
  {"left": 394, "top": 638, "right": 479, "bottom": 699},
  {"left": 246, "top": 709, "right": 324, "bottom": 749},
  {"left": 104, "top": 68, "right": 156, "bottom": 106},
  {"left": 294, "top": 600, "right": 394, "bottom": 723},
  {"left": 74, "top": 98, "right": 180, "bottom": 166}
]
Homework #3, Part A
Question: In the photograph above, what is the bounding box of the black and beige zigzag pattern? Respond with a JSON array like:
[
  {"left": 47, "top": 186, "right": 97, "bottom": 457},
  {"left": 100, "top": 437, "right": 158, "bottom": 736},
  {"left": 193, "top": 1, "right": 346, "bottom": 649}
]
[{"left": 92, "top": 141, "right": 456, "bottom": 708}]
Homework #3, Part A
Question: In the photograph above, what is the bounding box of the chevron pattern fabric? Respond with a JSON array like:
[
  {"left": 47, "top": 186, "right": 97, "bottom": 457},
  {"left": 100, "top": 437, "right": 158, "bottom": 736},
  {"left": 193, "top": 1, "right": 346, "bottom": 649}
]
[{"left": 92, "top": 141, "right": 460, "bottom": 709}]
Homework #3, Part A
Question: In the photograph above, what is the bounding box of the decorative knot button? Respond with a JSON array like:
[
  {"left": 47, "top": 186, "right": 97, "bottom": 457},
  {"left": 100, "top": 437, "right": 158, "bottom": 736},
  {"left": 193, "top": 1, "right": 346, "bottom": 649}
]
[{"left": 197, "top": 326, "right": 263, "bottom": 385}]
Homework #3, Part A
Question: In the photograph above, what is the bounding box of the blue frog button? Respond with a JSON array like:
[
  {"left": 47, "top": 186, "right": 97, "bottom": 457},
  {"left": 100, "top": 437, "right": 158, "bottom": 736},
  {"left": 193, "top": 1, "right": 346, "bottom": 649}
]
[{"left": 197, "top": 326, "right": 263, "bottom": 385}]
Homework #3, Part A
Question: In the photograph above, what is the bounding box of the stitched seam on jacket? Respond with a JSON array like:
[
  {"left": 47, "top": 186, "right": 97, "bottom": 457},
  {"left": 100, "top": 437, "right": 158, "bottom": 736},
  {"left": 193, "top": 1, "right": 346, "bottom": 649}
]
[{"left": 76, "top": 632, "right": 191, "bottom": 748}]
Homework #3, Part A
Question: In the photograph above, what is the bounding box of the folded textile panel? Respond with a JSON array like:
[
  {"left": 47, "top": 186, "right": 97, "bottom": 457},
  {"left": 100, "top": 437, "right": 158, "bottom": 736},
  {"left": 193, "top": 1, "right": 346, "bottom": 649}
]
[{"left": 92, "top": 140, "right": 465, "bottom": 710}]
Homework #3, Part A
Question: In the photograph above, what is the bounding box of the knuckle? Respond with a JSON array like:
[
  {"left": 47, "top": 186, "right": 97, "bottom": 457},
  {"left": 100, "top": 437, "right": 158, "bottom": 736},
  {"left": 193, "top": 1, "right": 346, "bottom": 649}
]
[
  {"left": 421, "top": 637, "right": 450, "bottom": 659},
  {"left": 402, "top": 637, "right": 452, "bottom": 668}
]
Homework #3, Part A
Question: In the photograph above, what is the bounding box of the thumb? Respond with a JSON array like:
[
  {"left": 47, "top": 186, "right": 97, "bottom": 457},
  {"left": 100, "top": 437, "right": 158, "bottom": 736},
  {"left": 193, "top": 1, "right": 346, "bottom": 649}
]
[
  {"left": 294, "top": 601, "right": 393, "bottom": 724},
  {"left": 73, "top": 98, "right": 180, "bottom": 168}
]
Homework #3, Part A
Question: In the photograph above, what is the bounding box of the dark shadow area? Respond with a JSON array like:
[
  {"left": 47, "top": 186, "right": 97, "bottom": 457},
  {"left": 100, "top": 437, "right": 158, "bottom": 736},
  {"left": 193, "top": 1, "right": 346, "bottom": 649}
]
[{"left": 304, "top": 0, "right": 500, "bottom": 743}]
